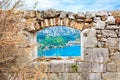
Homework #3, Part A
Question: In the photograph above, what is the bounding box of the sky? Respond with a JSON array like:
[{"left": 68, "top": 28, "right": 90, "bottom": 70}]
[{"left": 24, "top": 0, "right": 120, "bottom": 12}]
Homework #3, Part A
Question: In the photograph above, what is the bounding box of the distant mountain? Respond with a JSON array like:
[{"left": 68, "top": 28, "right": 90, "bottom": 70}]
[
  {"left": 37, "top": 26, "right": 81, "bottom": 49},
  {"left": 37, "top": 26, "right": 80, "bottom": 37}
]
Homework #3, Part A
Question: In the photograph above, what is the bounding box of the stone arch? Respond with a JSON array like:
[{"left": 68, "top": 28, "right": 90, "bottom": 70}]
[
  {"left": 22, "top": 9, "right": 94, "bottom": 58},
  {"left": 23, "top": 9, "right": 93, "bottom": 33}
]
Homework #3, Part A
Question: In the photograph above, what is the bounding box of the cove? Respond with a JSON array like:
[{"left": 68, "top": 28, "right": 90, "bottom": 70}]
[{"left": 38, "top": 45, "right": 81, "bottom": 57}]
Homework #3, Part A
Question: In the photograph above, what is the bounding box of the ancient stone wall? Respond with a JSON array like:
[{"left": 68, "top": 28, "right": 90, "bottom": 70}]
[{"left": 1, "top": 9, "right": 120, "bottom": 80}]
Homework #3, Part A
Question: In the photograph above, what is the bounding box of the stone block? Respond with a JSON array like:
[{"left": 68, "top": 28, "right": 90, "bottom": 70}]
[
  {"left": 118, "top": 38, "right": 120, "bottom": 51},
  {"left": 101, "top": 15, "right": 107, "bottom": 21},
  {"left": 44, "top": 9, "right": 56, "bottom": 18},
  {"left": 89, "top": 73, "right": 102, "bottom": 80},
  {"left": 96, "top": 11, "right": 108, "bottom": 17},
  {"left": 94, "top": 21, "right": 105, "bottom": 29},
  {"left": 102, "top": 30, "right": 117, "bottom": 38},
  {"left": 105, "top": 38, "right": 118, "bottom": 48},
  {"left": 77, "top": 62, "right": 83, "bottom": 72},
  {"left": 92, "top": 48, "right": 109, "bottom": 63},
  {"left": 107, "top": 62, "right": 117, "bottom": 72},
  {"left": 44, "top": 19, "right": 49, "bottom": 27},
  {"left": 65, "top": 61, "right": 76, "bottom": 72},
  {"left": 114, "top": 52, "right": 120, "bottom": 72},
  {"left": 81, "top": 28, "right": 98, "bottom": 48},
  {"left": 83, "top": 48, "right": 93, "bottom": 62},
  {"left": 85, "top": 11, "right": 95, "bottom": 18},
  {"left": 49, "top": 19, "right": 54, "bottom": 26},
  {"left": 83, "top": 48, "right": 109, "bottom": 63},
  {"left": 59, "top": 11, "right": 67, "bottom": 19},
  {"left": 49, "top": 73, "right": 60, "bottom": 80},
  {"left": 107, "top": 16, "right": 115, "bottom": 25},
  {"left": 75, "top": 12, "right": 85, "bottom": 19},
  {"left": 81, "top": 72, "right": 89, "bottom": 80},
  {"left": 68, "top": 12, "right": 75, "bottom": 20},
  {"left": 24, "top": 10, "right": 36, "bottom": 18},
  {"left": 94, "top": 17, "right": 101, "bottom": 22},
  {"left": 58, "top": 73, "right": 81, "bottom": 80},
  {"left": 49, "top": 61, "right": 65, "bottom": 72},
  {"left": 81, "top": 62, "right": 92, "bottom": 72},
  {"left": 92, "top": 63, "right": 106, "bottom": 72},
  {"left": 102, "top": 72, "right": 117, "bottom": 80},
  {"left": 106, "top": 25, "right": 119, "bottom": 29},
  {"left": 68, "top": 73, "right": 81, "bottom": 80}
]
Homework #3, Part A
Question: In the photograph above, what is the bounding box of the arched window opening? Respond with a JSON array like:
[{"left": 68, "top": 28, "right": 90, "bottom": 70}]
[{"left": 37, "top": 26, "right": 81, "bottom": 57}]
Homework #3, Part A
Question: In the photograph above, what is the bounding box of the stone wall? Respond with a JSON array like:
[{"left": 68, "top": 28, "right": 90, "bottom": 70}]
[{"left": 1, "top": 9, "right": 120, "bottom": 80}]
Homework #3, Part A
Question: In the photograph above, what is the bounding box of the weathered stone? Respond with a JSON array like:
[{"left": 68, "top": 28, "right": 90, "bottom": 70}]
[
  {"left": 119, "top": 38, "right": 120, "bottom": 50},
  {"left": 96, "top": 11, "right": 108, "bottom": 17},
  {"left": 81, "top": 72, "right": 89, "bottom": 80},
  {"left": 107, "top": 62, "right": 117, "bottom": 72},
  {"left": 77, "top": 62, "right": 83, "bottom": 72},
  {"left": 68, "top": 73, "right": 81, "bottom": 80},
  {"left": 97, "top": 34, "right": 102, "bottom": 39},
  {"left": 49, "top": 73, "right": 60, "bottom": 80},
  {"left": 114, "top": 52, "right": 120, "bottom": 71},
  {"left": 94, "top": 21, "right": 106, "bottom": 29},
  {"left": 101, "top": 15, "right": 107, "bottom": 21},
  {"left": 65, "top": 61, "right": 76, "bottom": 72},
  {"left": 81, "top": 62, "right": 92, "bottom": 72},
  {"left": 68, "top": 12, "right": 75, "bottom": 19},
  {"left": 85, "top": 18, "right": 92, "bottom": 22},
  {"left": 81, "top": 28, "right": 98, "bottom": 48},
  {"left": 24, "top": 10, "right": 36, "bottom": 18},
  {"left": 100, "top": 38, "right": 107, "bottom": 42},
  {"left": 84, "top": 23, "right": 91, "bottom": 28},
  {"left": 92, "top": 63, "right": 106, "bottom": 72},
  {"left": 97, "top": 42, "right": 102, "bottom": 47},
  {"left": 76, "top": 19, "right": 84, "bottom": 22},
  {"left": 85, "top": 11, "right": 95, "bottom": 18},
  {"left": 105, "top": 38, "right": 118, "bottom": 48},
  {"left": 102, "top": 72, "right": 117, "bottom": 80},
  {"left": 102, "top": 30, "right": 117, "bottom": 38},
  {"left": 94, "top": 17, "right": 101, "bottom": 22},
  {"left": 83, "top": 48, "right": 93, "bottom": 62},
  {"left": 75, "top": 12, "right": 85, "bottom": 18},
  {"left": 49, "top": 61, "right": 65, "bottom": 72},
  {"left": 44, "top": 9, "right": 56, "bottom": 18},
  {"left": 56, "top": 73, "right": 81, "bottom": 80},
  {"left": 107, "top": 16, "right": 115, "bottom": 25},
  {"left": 106, "top": 25, "right": 120, "bottom": 29},
  {"left": 64, "top": 18, "right": 69, "bottom": 26},
  {"left": 93, "top": 48, "right": 109, "bottom": 63},
  {"left": 59, "top": 11, "right": 67, "bottom": 19},
  {"left": 44, "top": 19, "right": 49, "bottom": 27},
  {"left": 89, "top": 73, "right": 102, "bottom": 80},
  {"left": 36, "top": 11, "right": 44, "bottom": 20}
]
